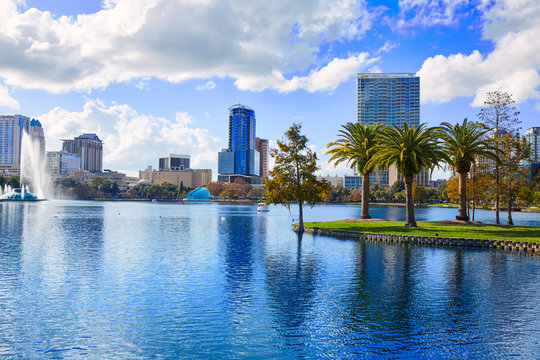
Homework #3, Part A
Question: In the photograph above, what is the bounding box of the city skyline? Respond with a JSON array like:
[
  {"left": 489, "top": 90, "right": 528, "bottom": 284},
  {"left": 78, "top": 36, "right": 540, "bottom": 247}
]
[{"left": 0, "top": 0, "right": 538, "bottom": 179}]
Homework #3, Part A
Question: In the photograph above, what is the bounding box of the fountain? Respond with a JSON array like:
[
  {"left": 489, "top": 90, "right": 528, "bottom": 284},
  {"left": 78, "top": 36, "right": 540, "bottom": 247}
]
[{"left": 0, "top": 130, "right": 49, "bottom": 202}]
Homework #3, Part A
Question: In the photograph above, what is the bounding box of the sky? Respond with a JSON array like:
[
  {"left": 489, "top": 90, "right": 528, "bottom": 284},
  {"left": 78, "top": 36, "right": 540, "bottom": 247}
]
[{"left": 0, "top": 0, "right": 539, "bottom": 179}]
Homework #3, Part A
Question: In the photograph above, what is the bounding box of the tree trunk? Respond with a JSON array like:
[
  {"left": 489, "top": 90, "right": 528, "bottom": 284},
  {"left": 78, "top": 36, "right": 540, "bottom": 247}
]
[
  {"left": 404, "top": 175, "right": 417, "bottom": 228},
  {"left": 507, "top": 177, "right": 513, "bottom": 226},
  {"left": 472, "top": 167, "right": 476, "bottom": 221},
  {"left": 495, "top": 164, "right": 500, "bottom": 224},
  {"left": 456, "top": 171, "right": 469, "bottom": 221},
  {"left": 297, "top": 200, "right": 304, "bottom": 233},
  {"left": 360, "top": 173, "right": 371, "bottom": 219}
]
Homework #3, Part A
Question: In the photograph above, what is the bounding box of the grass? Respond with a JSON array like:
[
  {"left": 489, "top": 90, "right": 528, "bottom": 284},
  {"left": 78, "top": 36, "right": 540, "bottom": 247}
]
[{"left": 304, "top": 220, "right": 540, "bottom": 243}]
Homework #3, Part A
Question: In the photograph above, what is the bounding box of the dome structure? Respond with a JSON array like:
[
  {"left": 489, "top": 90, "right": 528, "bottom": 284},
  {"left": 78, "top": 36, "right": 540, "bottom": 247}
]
[{"left": 186, "top": 187, "right": 211, "bottom": 200}]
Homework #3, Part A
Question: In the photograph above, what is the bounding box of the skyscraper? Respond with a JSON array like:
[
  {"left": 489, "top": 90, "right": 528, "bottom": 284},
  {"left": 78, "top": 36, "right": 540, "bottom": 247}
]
[
  {"left": 255, "top": 137, "right": 269, "bottom": 180},
  {"left": 357, "top": 73, "right": 427, "bottom": 185},
  {"left": 525, "top": 127, "right": 540, "bottom": 162},
  {"left": 218, "top": 104, "right": 260, "bottom": 183},
  {"left": 0, "top": 115, "right": 45, "bottom": 174},
  {"left": 62, "top": 133, "right": 103, "bottom": 172}
]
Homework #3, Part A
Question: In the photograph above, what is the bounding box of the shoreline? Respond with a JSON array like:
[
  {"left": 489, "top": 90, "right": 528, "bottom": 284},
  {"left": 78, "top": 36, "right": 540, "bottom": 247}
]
[{"left": 293, "top": 223, "right": 540, "bottom": 255}]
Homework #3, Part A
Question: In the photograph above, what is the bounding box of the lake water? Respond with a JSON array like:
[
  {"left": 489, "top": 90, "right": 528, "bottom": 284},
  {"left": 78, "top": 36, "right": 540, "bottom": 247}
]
[{"left": 0, "top": 201, "right": 539, "bottom": 359}]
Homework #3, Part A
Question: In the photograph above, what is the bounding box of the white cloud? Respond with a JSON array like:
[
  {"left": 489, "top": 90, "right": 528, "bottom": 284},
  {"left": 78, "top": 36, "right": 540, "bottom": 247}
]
[
  {"left": 397, "top": 0, "right": 470, "bottom": 28},
  {"left": 196, "top": 80, "right": 216, "bottom": 91},
  {"left": 376, "top": 40, "right": 398, "bottom": 54},
  {"left": 0, "top": 0, "right": 377, "bottom": 93},
  {"left": 38, "top": 99, "right": 222, "bottom": 176},
  {"left": 0, "top": 83, "right": 19, "bottom": 109},
  {"left": 235, "top": 53, "right": 378, "bottom": 92},
  {"left": 418, "top": 0, "right": 540, "bottom": 106}
]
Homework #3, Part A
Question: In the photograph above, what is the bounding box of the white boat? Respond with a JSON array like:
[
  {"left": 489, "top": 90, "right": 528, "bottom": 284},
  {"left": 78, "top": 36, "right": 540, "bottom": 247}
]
[{"left": 257, "top": 203, "right": 269, "bottom": 212}]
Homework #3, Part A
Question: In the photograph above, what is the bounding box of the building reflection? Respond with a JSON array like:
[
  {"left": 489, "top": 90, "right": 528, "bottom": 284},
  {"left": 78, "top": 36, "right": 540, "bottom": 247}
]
[{"left": 218, "top": 208, "right": 257, "bottom": 313}]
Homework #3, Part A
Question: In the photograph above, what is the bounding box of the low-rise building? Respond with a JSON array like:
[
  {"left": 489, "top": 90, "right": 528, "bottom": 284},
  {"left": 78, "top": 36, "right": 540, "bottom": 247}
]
[{"left": 139, "top": 165, "right": 212, "bottom": 188}]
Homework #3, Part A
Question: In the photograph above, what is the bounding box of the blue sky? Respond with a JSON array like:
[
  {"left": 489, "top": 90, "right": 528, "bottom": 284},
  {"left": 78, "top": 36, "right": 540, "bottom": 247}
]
[{"left": 0, "top": 0, "right": 538, "bottom": 178}]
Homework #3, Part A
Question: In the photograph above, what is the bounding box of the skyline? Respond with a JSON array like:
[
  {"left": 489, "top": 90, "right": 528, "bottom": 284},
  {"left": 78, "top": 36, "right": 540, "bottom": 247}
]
[{"left": 0, "top": 0, "right": 539, "bottom": 179}]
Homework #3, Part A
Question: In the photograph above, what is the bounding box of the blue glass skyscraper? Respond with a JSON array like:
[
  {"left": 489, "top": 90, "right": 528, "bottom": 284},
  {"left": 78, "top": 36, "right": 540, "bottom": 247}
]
[{"left": 218, "top": 104, "right": 260, "bottom": 183}]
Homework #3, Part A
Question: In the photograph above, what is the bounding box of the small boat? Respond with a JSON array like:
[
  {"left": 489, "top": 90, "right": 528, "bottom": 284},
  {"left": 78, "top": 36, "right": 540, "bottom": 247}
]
[{"left": 257, "top": 203, "right": 269, "bottom": 212}]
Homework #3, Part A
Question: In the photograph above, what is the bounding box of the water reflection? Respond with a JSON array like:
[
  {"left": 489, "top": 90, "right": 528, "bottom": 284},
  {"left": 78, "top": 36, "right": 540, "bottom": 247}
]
[
  {"left": 219, "top": 207, "right": 257, "bottom": 313},
  {"left": 265, "top": 233, "right": 319, "bottom": 352}
]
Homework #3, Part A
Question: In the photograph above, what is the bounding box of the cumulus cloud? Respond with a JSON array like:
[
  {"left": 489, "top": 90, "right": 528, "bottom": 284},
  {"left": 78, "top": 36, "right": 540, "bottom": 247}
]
[
  {"left": 235, "top": 53, "right": 377, "bottom": 92},
  {"left": 38, "top": 99, "right": 222, "bottom": 176},
  {"left": 0, "top": 0, "right": 378, "bottom": 94},
  {"left": 0, "top": 83, "right": 19, "bottom": 109},
  {"left": 418, "top": 0, "right": 540, "bottom": 106}
]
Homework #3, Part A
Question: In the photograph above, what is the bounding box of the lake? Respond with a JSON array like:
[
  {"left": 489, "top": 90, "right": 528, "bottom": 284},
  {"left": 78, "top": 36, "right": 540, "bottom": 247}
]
[{"left": 0, "top": 201, "right": 539, "bottom": 358}]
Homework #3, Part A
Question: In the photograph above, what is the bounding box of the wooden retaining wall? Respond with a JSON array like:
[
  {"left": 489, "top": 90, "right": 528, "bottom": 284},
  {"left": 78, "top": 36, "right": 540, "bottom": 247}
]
[{"left": 292, "top": 225, "right": 540, "bottom": 254}]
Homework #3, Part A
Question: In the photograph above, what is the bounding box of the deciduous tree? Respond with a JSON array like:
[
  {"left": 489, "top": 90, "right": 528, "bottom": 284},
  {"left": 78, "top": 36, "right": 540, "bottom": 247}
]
[
  {"left": 266, "top": 124, "right": 330, "bottom": 233},
  {"left": 477, "top": 90, "right": 521, "bottom": 224}
]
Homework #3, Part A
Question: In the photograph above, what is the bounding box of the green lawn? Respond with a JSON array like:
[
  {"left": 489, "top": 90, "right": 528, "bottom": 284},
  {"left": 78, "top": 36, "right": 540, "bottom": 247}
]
[{"left": 304, "top": 220, "right": 540, "bottom": 243}]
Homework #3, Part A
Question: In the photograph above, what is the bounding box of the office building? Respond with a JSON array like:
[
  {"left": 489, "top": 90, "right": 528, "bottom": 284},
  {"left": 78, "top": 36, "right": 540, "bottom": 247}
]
[
  {"left": 525, "top": 127, "right": 540, "bottom": 162},
  {"left": 139, "top": 165, "right": 212, "bottom": 188},
  {"left": 218, "top": 104, "right": 261, "bottom": 183},
  {"left": 159, "top": 154, "right": 190, "bottom": 171},
  {"left": 62, "top": 133, "right": 103, "bottom": 172},
  {"left": 47, "top": 151, "right": 81, "bottom": 178},
  {"left": 255, "top": 137, "right": 269, "bottom": 180},
  {"left": 0, "top": 115, "right": 45, "bottom": 174},
  {"left": 357, "top": 73, "right": 427, "bottom": 185}
]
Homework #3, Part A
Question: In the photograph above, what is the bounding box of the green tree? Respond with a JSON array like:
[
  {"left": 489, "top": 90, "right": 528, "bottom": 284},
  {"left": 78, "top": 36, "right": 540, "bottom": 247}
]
[
  {"left": 265, "top": 123, "right": 330, "bottom": 233},
  {"left": 327, "top": 122, "right": 383, "bottom": 219},
  {"left": 6, "top": 175, "right": 20, "bottom": 189},
  {"left": 477, "top": 90, "right": 521, "bottom": 224},
  {"left": 440, "top": 118, "right": 500, "bottom": 221},
  {"left": 499, "top": 133, "right": 530, "bottom": 225},
  {"left": 369, "top": 123, "right": 444, "bottom": 227},
  {"left": 89, "top": 177, "right": 119, "bottom": 197}
]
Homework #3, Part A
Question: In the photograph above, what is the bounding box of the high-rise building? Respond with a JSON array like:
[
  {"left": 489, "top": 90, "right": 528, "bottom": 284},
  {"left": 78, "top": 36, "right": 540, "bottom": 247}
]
[
  {"left": 525, "top": 127, "right": 540, "bottom": 162},
  {"left": 0, "top": 115, "right": 45, "bottom": 174},
  {"left": 62, "top": 133, "right": 103, "bottom": 172},
  {"left": 218, "top": 104, "right": 261, "bottom": 183},
  {"left": 159, "top": 154, "right": 190, "bottom": 171},
  {"left": 255, "top": 137, "right": 269, "bottom": 179},
  {"left": 47, "top": 151, "right": 81, "bottom": 178},
  {"left": 357, "top": 73, "right": 427, "bottom": 185}
]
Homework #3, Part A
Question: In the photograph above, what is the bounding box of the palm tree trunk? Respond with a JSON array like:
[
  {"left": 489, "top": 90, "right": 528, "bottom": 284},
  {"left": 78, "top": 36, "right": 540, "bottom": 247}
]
[
  {"left": 360, "top": 173, "right": 371, "bottom": 219},
  {"left": 456, "top": 171, "right": 469, "bottom": 221},
  {"left": 297, "top": 200, "right": 304, "bottom": 233},
  {"left": 404, "top": 175, "right": 417, "bottom": 228}
]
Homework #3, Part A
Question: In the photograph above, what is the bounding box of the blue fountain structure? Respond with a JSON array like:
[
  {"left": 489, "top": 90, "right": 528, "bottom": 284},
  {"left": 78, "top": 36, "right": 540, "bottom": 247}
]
[{"left": 0, "top": 185, "right": 41, "bottom": 201}]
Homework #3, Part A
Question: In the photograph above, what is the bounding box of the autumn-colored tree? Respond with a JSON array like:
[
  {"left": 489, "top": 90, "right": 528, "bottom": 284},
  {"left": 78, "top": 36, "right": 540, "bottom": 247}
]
[
  {"left": 352, "top": 189, "right": 361, "bottom": 202},
  {"left": 206, "top": 181, "right": 225, "bottom": 196},
  {"left": 265, "top": 124, "right": 330, "bottom": 233}
]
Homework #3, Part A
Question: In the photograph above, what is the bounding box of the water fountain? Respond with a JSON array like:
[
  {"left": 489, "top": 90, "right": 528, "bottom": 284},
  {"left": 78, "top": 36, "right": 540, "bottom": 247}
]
[{"left": 0, "top": 131, "right": 49, "bottom": 201}]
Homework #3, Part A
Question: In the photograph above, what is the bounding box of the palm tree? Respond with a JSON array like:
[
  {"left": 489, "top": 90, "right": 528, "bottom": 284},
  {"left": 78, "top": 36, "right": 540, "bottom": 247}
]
[
  {"left": 440, "top": 118, "right": 500, "bottom": 221},
  {"left": 326, "top": 122, "right": 384, "bottom": 219},
  {"left": 369, "top": 123, "right": 445, "bottom": 228}
]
